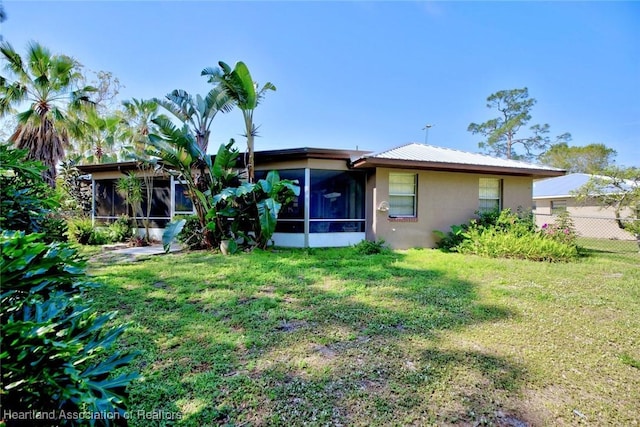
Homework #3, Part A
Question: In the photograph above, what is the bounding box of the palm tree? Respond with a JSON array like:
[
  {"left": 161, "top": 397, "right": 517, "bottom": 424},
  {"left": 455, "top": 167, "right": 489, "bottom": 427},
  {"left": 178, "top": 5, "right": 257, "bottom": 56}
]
[
  {"left": 0, "top": 41, "right": 95, "bottom": 186},
  {"left": 70, "top": 107, "right": 124, "bottom": 164},
  {"left": 121, "top": 98, "right": 158, "bottom": 156},
  {"left": 202, "top": 61, "right": 275, "bottom": 183},
  {"left": 154, "top": 85, "right": 233, "bottom": 154}
]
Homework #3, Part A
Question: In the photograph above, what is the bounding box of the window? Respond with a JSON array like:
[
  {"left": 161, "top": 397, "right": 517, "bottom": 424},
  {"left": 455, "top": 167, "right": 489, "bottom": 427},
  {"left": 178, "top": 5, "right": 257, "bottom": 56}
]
[
  {"left": 551, "top": 200, "right": 567, "bottom": 215},
  {"left": 389, "top": 173, "right": 417, "bottom": 217},
  {"left": 255, "top": 169, "right": 305, "bottom": 233},
  {"left": 479, "top": 178, "right": 502, "bottom": 213},
  {"left": 94, "top": 178, "right": 171, "bottom": 227},
  {"left": 174, "top": 182, "right": 194, "bottom": 214},
  {"left": 310, "top": 170, "right": 365, "bottom": 233},
  {"left": 94, "top": 179, "right": 127, "bottom": 218}
]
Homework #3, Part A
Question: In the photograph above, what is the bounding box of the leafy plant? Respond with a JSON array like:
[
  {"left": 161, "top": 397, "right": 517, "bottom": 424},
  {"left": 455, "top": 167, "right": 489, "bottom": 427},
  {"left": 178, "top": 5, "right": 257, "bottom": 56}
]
[
  {"left": 108, "top": 215, "right": 135, "bottom": 243},
  {"left": 116, "top": 172, "right": 143, "bottom": 219},
  {"left": 66, "top": 217, "right": 96, "bottom": 245},
  {"left": 540, "top": 210, "right": 578, "bottom": 246},
  {"left": 455, "top": 227, "right": 579, "bottom": 262},
  {"left": 1, "top": 230, "right": 138, "bottom": 419},
  {"left": 207, "top": 170, "right": 300, "bottom": 249},
  {"left": 203, "top": 61, "right": 276, "bottom": 183},
  {"left": 67, "top": 217, "right": 112, "bottom": 246},
  {"left": 436, "top": 208, "right": 578, "bottom": 262},
  {"left": 353, "top": 239, "right": 389, "bottom": 255},
  {"left": 0, "top": 145, "right": 58, "bottom": 234},
  {"left": 162, "top": 218, "right": 186, "bottom": 253},
  {"left": 434, "top": 224, "right": 468, "bottom": 251},
  {"left": 176, "top": 214, "right": 208, "bottom": 250}
]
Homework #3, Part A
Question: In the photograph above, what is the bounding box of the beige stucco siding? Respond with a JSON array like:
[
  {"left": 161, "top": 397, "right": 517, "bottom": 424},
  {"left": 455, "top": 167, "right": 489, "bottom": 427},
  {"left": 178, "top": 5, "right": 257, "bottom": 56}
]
[
  {"left": 371, "top": 168, "right": 534, "bottom": 249},
  {"left": 255, "top": 159, "right": 351, "bottom": 172},
  {"left": 534, "top": 198, "right": 636, "bottom": 240}
]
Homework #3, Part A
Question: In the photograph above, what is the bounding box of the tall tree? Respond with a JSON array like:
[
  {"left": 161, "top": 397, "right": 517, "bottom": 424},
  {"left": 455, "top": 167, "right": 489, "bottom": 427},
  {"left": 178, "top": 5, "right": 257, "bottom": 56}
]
[
  {"left": 0, "top": 41, "right": 95, "bottom": 186},
  {"left": 69, "top": 107, "right": 124, "bottom": 164},
  {"left": 154, "top": 86, "right": 233, "bottom": 154},
  {"left": 539, "top": 142, "right": 617, "bottom": 174},
  {"left": 468, "top": 87, "right": 571, "bottom": 161},
  {"left": 121, "top": 97, "right": 158, "bottom": 156},
  {"left": 202, "top": 61, "right": 276, "bottom": 183}
]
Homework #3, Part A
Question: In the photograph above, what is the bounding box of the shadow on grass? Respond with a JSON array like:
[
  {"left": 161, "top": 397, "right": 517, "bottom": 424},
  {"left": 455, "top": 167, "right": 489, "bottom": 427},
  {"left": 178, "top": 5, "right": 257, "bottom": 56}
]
[{"left": 88, "top": 248, "right": 528, "bottom": 426}]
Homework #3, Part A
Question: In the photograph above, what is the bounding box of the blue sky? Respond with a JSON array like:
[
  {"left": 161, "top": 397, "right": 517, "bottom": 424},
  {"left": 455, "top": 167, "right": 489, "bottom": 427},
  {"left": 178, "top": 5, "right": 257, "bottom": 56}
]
[{"left": 3, "top": 1, "right": 639, "bottom": 166}]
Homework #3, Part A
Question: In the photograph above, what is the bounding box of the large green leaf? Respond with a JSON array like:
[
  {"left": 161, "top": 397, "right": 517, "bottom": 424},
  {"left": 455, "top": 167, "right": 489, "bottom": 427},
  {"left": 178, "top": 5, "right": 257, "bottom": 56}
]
[
  {"left": 257, "top": 198, "right": 281, "bottom": 241},
  {"left": 231, "top": 61, "right": 257, "bottom": 109},
  {"left": 162, "top": 219, "right": 186, "bottom": 253},
  {"left": 213, "top": 141, "right": 239, "bottom": 178}
]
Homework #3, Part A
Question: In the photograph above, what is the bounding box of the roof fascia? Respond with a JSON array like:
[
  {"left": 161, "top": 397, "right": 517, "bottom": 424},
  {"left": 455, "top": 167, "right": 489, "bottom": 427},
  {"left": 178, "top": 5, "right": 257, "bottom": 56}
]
[{"left": 351, "top": 157, "right": 566, "bottom": 178}]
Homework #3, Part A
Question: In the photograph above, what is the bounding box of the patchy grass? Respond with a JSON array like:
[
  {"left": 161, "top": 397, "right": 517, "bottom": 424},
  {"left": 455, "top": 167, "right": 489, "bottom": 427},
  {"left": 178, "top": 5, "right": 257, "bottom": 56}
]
[
  {"left": 86, "top": 247, "right": 640, "bottom": 426},
  {"left": 578, "top": 236, "right": 638, "bottom": 261}
]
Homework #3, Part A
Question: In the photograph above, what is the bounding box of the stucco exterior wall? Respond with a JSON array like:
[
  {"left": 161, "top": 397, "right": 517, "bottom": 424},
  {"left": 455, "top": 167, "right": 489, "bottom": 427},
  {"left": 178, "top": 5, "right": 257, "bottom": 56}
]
[
  {"left": 534, "top": 197, "right": 636, "bottom": 240},
  {"left": 370, "top": 168, "right": 534, "bottom": 249},
  {"left": 255, "top": 159, "right": 351, "bottom": 172}
]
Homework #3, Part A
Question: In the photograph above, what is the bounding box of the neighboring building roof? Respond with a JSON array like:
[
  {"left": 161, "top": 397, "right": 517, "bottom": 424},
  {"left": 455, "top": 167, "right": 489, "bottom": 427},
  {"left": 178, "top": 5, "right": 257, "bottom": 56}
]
[
  {"left": 351, "top": 142, "right": 565, "bottom": 177},
  {"left": 533, "top": 173, "right": 633, "bottom": 199}
]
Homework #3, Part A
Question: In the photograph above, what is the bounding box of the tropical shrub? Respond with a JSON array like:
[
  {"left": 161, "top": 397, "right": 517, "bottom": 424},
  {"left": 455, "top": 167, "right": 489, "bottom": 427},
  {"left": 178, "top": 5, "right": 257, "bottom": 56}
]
[
  {"left": 435, "top": 208, "right": 579, "bottom": 262},
  {"left": 353, "top": 239, "right": 389, "bottom": 255},
  {"left": 176, "top": 214, "right": 208, "bottom": 250},
  {"left": 0, "top": 145, "right": 60, "bottom": 238},
  {"left": 41, "top": 211, "right": 69, "bottom": 243},
  {"left": 108, "top": 215, "right": 136, "bottom": 243},
  {"left": 206, "top": 169, "right": 300, "bottom": 249},
  {"left": 148, "top": 132, "right": 300, "bottom": 251},
  {"left": 66, "top": 217, "right": 114, "bottom": 246},
  {"left": 1, "top": 231, "right": 138, "bottom": 420},
  {"left": 58, "top": 160, "right": 92, "bottom": 213},
  {"left": 455, "top": 227, "right": 579, "bottom": 262},
  {"left": 540, "top": 210, "right": 578, "bottom": 246},
  {"left": 67, "top": 217, "right": 97, "bottom": 245},
  {"left": 1, "top": 145, "right": 138, "bottom": 421}
]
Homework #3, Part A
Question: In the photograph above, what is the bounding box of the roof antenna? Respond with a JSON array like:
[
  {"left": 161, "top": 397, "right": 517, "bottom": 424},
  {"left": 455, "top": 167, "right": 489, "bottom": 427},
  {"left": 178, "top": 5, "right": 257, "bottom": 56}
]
[{"left": 422, "top": 124, "right": 434, "bottom": 145}]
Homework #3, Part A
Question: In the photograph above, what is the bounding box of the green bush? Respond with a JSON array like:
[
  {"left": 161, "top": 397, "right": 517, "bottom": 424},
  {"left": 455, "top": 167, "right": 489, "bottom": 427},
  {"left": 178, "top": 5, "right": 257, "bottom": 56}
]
[
  {"left": 67, "top": 217, "right": 113, "bottom": 245},
  {"left": 41, "top": 212, "right": 69, "bottom": 243},
  {"left": 176, "top": 214, "right": 208, "bottom": 250},
  {"left": 109, "top": 215, "right": 136, "bottom": 243},
  {"left": 1, "top": 230, "right": 138, "bottom": 419},
  {"left": 353, "top": 239, "right": 389, "bottom": 255},
  {"left": 0, "top": 145, "right": 66, "bottom": 241},
  {"left": 88, "top": 228, "right": 112, "bottom": 245},
  {"left": 540, "top": 210, "right": 578, "bottom": 246},
  {"left": 456, "top": 227, "right": 579, "bottom": 262},
  {"left": 66, "top": 217, "right": 95, "bottom": 245},
  {"left": 436, "top": 208, "right": 579, "bottom": 262}
]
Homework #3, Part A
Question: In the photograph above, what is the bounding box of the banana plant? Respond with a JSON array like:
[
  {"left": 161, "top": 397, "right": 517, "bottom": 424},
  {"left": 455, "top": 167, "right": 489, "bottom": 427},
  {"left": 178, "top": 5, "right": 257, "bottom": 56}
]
[
  {"left": 208, "top": 170, "right": 299, "bottom": 249},
  {"left": 202, "top": 61, "right": 275, "bottom": 183}
]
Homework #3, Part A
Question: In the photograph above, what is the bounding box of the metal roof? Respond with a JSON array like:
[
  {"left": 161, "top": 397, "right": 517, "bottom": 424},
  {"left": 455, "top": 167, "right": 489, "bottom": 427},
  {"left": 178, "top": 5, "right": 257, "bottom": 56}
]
[
  {"left": 352, "top": 143, "right": 565, "bottom": 177},
  {"left": 533, "top": 173, "right": 632, "bottom": 198}
]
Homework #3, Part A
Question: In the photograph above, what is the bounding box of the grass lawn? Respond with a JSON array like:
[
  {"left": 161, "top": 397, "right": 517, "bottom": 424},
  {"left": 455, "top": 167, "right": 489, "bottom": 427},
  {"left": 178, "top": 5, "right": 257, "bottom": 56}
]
[{"left": 86, "top": 247, "right": 640, "bottom": 426}]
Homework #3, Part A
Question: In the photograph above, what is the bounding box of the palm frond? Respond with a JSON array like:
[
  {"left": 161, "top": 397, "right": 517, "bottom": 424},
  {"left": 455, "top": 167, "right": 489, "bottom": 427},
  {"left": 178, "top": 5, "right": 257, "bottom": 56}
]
[{"left": 1, "top": 42, "right": 27, "bottom": 78}]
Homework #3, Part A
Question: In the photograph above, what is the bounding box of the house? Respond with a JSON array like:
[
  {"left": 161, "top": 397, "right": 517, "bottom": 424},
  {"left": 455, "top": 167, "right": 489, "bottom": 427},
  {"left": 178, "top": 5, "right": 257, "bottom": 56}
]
[
  {"left": 78, "top": 142, "right": 564, "bottom": 249},
  {"left": 533, "top": 173, "right": 636, "bottom": 241}
]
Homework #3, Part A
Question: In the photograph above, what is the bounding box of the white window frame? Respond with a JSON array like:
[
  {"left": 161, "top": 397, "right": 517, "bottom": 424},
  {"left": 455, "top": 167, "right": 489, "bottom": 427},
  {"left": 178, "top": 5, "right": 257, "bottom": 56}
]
[
  {"left": 389, "top": 173, "right": 417, "bottom": 218},
  {"left": 478, "top": 178, "right": 502, "bottom": 213},
  {"left": 173, "top": 179, "right": 196, "bottom": 216},
  {"left": 551, "top": 200, "right": 567, "bottom": 215}
]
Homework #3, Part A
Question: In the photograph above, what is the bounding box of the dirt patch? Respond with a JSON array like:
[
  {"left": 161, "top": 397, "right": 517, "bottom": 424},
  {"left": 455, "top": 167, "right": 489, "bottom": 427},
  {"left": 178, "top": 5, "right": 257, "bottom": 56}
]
[{"left": 276, "top": 319, "right": 308, "bottom": 332}]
